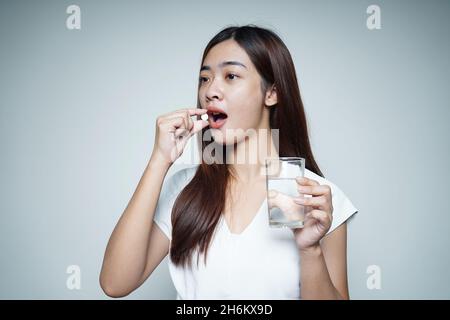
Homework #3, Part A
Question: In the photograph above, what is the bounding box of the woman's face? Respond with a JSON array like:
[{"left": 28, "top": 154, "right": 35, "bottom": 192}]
[{"left": 198, "top": 39, "right": 276, "bottom": 145}]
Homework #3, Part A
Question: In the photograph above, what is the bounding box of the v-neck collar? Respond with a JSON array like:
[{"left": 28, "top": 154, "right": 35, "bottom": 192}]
[{"left": 221, "top": 199, "right": 267, "bottom": 236}]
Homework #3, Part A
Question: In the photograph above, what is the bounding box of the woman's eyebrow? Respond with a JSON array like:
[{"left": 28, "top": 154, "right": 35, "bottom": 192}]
[{"left": 200, "top": 61, "right": 247, "bottom": 72}]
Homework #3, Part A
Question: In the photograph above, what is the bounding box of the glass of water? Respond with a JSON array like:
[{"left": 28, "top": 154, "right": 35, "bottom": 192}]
[{"left": 265, "top": 157, "right": 306, "bottom": 228}]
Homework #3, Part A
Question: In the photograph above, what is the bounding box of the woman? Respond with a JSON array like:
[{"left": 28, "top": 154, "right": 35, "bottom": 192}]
[{"left": 100, "top": 25, "right": 358, "bottom": 300}]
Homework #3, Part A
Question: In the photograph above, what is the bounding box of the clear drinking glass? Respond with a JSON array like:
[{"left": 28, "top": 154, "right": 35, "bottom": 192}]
[{"left": 265, "top": 157, "right": 306, "bottom": 228}]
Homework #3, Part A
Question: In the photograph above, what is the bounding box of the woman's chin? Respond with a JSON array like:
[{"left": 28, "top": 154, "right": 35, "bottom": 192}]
[
  {"left": 212, "top": 134, "right": 248, "bottom": 146},
  {"left": 209, "top": 124, "right": 258, "bottom": 145},
  {"left": 211, "top": 136, "right": 233, "bottom": 146}
]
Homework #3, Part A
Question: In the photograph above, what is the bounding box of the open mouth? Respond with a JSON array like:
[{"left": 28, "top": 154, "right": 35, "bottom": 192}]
[
  {"left": 209, "top": 111, "right": 228, "bottom": 122},
  {"left": 207, "top": 111, "right": 228, "bottom": 128}
]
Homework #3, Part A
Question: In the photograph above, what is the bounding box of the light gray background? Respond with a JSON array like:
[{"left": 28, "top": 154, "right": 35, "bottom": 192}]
[{"left": 0, "top": 0, "right": 449, "bottom": 299}]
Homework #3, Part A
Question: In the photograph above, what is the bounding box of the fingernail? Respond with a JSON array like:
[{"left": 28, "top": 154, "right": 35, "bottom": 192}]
[{"left": 294, "top": 197, "right": 305, "bottom": 203}]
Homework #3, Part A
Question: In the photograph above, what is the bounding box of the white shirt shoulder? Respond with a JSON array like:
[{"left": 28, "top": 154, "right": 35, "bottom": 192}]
[{"left": 305, "top": 168, "right": 359, "bottom": 234}]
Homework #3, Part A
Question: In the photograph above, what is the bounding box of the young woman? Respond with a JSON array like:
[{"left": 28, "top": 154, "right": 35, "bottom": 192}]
[{"left": 100, "top": 25, "right": 358, "bottom": 300}]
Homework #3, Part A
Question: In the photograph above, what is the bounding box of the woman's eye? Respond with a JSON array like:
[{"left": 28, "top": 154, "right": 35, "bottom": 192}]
[{"left": 199, "top": 74, "right": 238, "bottom": 84}]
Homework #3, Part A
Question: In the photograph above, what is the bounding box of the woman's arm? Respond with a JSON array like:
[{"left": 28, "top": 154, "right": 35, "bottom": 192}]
[
  {"left": 99, "top": 152, "right": 171, "bottom": 298},
  {"left": 99, "top": 108, "right": 208, "bottom": 297},
  {"left": 292, "top": 176, "right": 350, "bottom": 300},
  {"left": 300, "top": 223, "right": 349, "bottom": 300}
]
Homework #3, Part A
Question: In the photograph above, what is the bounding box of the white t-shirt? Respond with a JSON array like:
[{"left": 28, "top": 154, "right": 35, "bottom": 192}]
[{"left": 153, "top": 165, "right": 358, "bottom": 300}]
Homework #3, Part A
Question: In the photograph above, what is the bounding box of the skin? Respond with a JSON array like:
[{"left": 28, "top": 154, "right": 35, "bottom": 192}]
[{"left": 100, "top": 38, "right": 349, "bottom": 300}]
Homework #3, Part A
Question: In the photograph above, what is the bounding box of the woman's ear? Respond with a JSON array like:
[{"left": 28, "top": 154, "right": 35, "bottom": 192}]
[{"left": 265, "top": 84, "right": 277, "bottom": 107}]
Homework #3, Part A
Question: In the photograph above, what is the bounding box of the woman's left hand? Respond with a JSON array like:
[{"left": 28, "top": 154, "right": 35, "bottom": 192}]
[{"left": 292, "top": 176, "right": 333, "bottom": 251}]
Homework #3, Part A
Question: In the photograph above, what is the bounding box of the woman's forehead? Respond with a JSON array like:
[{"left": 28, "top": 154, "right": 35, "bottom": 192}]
[{"left": 203, "top": 40, "right": 253, "bottom": 71}]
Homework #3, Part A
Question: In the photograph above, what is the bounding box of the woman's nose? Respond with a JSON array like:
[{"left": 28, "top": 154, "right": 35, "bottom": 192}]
[{"left": 205, "top": 79, "right": 223, "bottom": 101}]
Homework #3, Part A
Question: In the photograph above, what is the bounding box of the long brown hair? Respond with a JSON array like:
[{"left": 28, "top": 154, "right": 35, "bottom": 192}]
[{"left": 170, "top": 25, "right": 324, "bottom": 268}]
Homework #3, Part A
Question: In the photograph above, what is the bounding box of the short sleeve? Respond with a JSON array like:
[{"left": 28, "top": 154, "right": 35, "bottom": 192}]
[
  {"left": 153, "top": 167, "right": 195, "bottom": 241},
  {"left": 326, "top": 182, "right": 359, "bottom": 235}
]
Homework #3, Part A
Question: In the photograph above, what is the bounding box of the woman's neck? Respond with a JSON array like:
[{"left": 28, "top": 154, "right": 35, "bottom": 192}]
[{"left": 227, "top": 128, "right": 279, "bottom": 183}]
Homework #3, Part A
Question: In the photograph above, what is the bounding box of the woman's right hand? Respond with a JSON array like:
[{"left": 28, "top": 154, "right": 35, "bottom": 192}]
[{"left": 151, "top": 107, "right": 209, "bottom": 166}]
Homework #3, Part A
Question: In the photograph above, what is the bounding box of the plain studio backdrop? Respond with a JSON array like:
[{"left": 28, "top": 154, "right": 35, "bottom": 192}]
[{"left": 0, "top": 0, "right": 449, "bottom": 299}]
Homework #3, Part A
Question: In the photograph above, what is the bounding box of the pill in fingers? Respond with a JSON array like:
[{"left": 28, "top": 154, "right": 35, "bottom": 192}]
[{"left": 201, "top": 113, "right": 209, "bottom": 121}]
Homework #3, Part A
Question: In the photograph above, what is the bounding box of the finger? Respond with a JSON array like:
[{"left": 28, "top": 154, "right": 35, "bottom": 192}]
[
  {"left": 174, "top": 127, "right": 189, "bottom": 139},
  {"left": 187, "top": 108, "right": 208, "bottom": 116},
  {"left": 297, "top": 184, "right": 331, "bottom": 197},
  {"left": 267, "top": 190, "right": 291, "bottom": 210},
  {"left": 182, "top": 110, "right": 196, "bottom": 131},
  {"left": 176, "top": 110, "right": 194, "bottom": 131},
  {"left": 189, "top": 119, "right": 209, "bottom": 135},
  {"left": 293, "top": 195, "right": 330, "bottom": 211},
  {"left": 295, "top": 176, "right": 320, "bottom": 186},
  {"left": 267, "top": 189, "right": 280, "bottom": 210},
  {"left": 306, "top": 208, "right": 332, "bottom": 222},
  {"left": 165, "top": 112, "right": 189, "bottom": 129},
  {"left": 180, "top": 110, "right": 192, "bottom": 130},
  {"left": 177, "top": 108, "right": 208, "bottom": 116},
  {"left": 187, "top": 116, "right": 194, "bottom": 131},
  {"left": 173, "top": 109, "right": 206, "bottom": 130},
  {"left": 164, "top": 117, "right": 185, "bottom": 133},
  {"left": 307, "top": 209, "right": 332, "bottom": 227}
]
